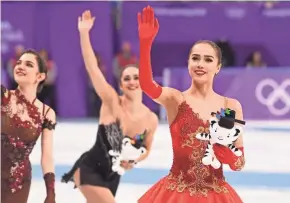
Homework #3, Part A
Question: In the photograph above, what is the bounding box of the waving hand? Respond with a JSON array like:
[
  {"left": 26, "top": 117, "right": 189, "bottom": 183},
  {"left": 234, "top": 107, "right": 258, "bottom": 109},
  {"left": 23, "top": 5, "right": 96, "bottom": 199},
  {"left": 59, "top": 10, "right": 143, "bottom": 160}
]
[
  {"left": 78, "top": 10, "right": 95, "bottom": 33},
  {"left": 137, "top": 6, "right": 159, "bottom": 43}
]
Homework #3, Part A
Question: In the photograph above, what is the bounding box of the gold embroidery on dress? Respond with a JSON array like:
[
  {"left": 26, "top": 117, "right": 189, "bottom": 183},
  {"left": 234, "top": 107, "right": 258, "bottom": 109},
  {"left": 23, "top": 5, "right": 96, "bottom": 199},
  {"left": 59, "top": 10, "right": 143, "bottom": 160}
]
[
  {"left": 181, "top": 126, "right": 206, "bottom": 148},
  {"left": 166, "top": 126, "right": 229, "bottom": 197},
  {"left": 233, "top": 156, "right": 245, "bottom": 171}
]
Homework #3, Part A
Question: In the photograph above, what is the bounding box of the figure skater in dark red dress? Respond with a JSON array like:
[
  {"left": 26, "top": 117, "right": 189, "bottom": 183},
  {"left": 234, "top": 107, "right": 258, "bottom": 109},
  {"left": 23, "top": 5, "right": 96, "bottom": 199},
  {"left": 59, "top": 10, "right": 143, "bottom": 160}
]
[
  {"left": 1, "top": 49, "right": 57, "bottom": 203},
  {"left": 137, "top": 6, "right": 245, "bottom": 203}
]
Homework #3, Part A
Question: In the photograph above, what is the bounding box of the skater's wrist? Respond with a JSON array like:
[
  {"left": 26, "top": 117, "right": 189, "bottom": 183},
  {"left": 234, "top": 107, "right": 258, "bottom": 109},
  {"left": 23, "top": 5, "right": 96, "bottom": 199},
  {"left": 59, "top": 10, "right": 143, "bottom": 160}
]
[
  {"left": 121, "top": 161, "right": 135, "bottom": 170},
  {"left": 229, "top": 147, "right": 245, "bottom": 171},
  {"left": 44, "top": 172, "right": 55, "bottom": 193}
]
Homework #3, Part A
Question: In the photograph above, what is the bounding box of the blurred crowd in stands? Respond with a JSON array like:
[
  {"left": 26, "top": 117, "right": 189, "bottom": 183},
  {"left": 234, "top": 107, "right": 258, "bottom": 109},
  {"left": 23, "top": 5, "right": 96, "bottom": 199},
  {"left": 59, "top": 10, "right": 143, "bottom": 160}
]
[{"left": 1, "top": 1, "right": 282, "bottom": 118}]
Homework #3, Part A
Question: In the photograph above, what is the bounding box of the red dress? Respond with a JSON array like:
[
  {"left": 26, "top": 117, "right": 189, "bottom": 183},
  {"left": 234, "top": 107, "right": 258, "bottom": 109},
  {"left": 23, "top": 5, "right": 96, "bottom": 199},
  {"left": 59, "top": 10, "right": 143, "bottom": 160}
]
[
  {"left": 138, "top": 101, "right": 243, "bottom": 203},
  {"left": 1, "top": 85, "right": 56, "bottom": 203}
]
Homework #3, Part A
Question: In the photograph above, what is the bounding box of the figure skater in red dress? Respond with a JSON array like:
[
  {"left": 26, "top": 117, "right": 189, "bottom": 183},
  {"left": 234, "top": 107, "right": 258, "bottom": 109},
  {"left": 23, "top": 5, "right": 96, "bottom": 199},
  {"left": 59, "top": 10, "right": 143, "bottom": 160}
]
[
  {"left": 137, "top": 6, "right": 245, "bottom": 203},
  {"left": 1, "top": 49, "right": 57, "bottom": 203}
]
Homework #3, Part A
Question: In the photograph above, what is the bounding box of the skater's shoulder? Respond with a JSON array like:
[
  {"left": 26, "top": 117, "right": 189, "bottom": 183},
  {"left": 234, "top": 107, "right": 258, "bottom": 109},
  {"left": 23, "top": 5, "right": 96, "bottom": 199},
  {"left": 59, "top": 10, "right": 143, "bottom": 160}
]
[
  {"left": 42, "top": 104, "right": 56, "bottom": 123},
  {"left": 224, "top": 97, "right": 243, "bottom": 112}
]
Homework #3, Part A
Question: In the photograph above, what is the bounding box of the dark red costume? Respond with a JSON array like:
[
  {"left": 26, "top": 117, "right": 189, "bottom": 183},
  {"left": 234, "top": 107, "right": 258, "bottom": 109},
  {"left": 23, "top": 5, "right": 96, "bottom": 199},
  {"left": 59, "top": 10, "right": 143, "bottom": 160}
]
[{"left": 1, "top": 85, "right": 56, "bottom": 203}]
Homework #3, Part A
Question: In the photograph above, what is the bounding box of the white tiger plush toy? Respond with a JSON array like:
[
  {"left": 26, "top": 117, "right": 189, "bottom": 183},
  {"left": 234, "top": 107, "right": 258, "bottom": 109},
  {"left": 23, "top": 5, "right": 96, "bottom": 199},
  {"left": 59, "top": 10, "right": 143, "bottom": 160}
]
[
  {"left": 196, "top": 108, "right": 246, "bottom": 169},
  {"left": 109, "top": 134, "right": 147, "bottom": 175}
]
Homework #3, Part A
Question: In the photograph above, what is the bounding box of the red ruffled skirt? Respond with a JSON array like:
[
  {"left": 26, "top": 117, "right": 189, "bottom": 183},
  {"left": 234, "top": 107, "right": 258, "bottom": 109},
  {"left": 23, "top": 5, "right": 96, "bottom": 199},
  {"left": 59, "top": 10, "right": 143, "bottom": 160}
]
[{"left": 138, "top": 176, "right": 243, "bottom": 203}]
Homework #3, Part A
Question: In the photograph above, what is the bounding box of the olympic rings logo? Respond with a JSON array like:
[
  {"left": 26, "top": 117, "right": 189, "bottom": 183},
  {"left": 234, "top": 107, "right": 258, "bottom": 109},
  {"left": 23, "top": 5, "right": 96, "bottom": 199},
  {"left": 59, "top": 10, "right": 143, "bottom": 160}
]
[{"left": 255, "top": 79, "right": 290, "bottom": 116}]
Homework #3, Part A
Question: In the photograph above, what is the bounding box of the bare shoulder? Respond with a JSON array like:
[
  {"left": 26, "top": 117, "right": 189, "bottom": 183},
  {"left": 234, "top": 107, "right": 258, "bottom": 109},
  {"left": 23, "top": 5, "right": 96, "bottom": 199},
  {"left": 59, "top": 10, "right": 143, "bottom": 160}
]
[
  {"left": 142, "top": 105, "right": 159, "bottom": 127},
  {"left": 149, "top": 111, "right": 159, "bottom": 126},
  {"left": 43, "top": 104, "right": 57, "bottom": 123},
  {"left": 163, "top": 87, "right": 183, "bottom": 101},
  {"left": 226, "top": 97, "right": 244, "bottom": 120},
  {"left": 226, "top": 97, "right": 243, "bottom": 111},
  {"left": 146, "top": 111, "right": 159, "bottom": 133},
  {"left": 155, "top": 87, "right": 183, "bottom": 107}
]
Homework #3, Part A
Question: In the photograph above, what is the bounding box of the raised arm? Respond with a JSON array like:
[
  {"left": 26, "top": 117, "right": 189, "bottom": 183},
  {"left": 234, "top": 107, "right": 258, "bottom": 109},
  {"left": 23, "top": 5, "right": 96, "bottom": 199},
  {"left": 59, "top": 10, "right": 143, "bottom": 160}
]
[
  {"left": 137, "top": 6, "right": 181, "bottom": 108},
  {"left": 78, "top": 10, "right": 118, "bottom": 103}
]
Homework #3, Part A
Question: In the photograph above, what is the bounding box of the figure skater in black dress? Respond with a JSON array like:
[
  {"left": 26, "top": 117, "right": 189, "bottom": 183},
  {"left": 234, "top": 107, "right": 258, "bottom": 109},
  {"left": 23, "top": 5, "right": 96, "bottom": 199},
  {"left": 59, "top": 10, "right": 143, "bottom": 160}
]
[{"left": 61, "top": 10, "right": 158, "bottom": 203}]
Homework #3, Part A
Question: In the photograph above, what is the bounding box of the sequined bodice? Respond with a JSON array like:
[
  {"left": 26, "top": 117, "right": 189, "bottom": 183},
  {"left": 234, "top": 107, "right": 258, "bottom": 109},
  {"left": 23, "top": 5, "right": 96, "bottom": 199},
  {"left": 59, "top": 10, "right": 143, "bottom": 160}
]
[
  {"left": 81, "top": 122, "right": 123, "bottom": 178},
  {"left": 1, "top": 85, "right": 50, "bottom": 193},
  {"left": 166, "top": 101, "right": 226, "bottom": 197}
]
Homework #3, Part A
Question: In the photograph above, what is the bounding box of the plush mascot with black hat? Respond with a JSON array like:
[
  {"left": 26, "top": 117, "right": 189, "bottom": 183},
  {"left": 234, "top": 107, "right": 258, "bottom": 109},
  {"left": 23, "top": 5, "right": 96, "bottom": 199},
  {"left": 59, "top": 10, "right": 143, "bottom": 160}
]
[
  {"left": 196, "top": 108, "right": 246, "bottom": 169},
  {"left": 109, "top": 131, "right": 147, "bottom": 175}
]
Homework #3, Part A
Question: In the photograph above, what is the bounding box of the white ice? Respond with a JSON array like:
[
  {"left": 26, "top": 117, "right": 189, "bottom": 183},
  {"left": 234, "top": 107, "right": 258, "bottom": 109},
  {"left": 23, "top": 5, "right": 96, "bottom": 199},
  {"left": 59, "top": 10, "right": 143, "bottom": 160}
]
[{"left": 27, "top": 120, "right": 290, "bottom": 203}]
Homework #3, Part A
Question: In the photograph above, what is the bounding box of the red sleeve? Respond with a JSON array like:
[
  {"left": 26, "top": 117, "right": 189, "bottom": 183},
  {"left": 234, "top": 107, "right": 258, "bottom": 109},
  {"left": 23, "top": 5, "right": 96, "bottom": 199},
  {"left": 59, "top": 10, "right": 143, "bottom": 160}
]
[
  {"left": 229, "top": 147, "right": 245, "bottom": 171},
  {"left": 139, "top": 42, "right": 162, "bottom": 99}
]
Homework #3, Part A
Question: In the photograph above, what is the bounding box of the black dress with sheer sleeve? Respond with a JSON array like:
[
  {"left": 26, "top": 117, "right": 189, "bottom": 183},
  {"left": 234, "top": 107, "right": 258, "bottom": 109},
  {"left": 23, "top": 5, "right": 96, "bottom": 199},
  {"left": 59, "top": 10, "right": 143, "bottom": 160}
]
[
  {"left": 61, "top": 120, "right": 124, "bottom": 196},
  {"left": 1, "top": 85, "right": 57, "bottom": 203}
]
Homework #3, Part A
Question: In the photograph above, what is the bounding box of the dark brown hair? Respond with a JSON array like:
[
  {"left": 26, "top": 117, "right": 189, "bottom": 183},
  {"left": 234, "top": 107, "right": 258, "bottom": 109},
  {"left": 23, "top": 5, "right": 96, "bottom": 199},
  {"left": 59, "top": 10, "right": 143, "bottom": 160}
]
[
  {"left": 189, "top": 40, "right": 222, "bottom": 65},
  {"left": 119, "top": 64, "right": 139, "bottom": 84},
  {"left": 19, "top": 49, "right": 48, "bottom": 93}
]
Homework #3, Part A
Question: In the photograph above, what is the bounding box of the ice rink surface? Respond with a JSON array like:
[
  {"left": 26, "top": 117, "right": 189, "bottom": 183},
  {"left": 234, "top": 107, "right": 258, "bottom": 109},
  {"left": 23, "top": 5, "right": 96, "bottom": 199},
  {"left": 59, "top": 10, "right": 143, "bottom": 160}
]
[{"left": 28, "top": 120, "right": 290, "bottom": 203}]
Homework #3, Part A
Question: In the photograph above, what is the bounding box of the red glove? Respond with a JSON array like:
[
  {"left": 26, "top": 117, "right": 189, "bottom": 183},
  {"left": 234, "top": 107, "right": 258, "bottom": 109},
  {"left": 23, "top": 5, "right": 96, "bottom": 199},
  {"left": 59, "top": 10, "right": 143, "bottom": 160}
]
[
  {"left": 137, "top": 6, "right": 162, "bottom": 99},
  {"left": 213, "top": 144, "right": 245, "bottom": 171},
  {"left": 44, "top": 173, "right": 56, "bottom": 203}
]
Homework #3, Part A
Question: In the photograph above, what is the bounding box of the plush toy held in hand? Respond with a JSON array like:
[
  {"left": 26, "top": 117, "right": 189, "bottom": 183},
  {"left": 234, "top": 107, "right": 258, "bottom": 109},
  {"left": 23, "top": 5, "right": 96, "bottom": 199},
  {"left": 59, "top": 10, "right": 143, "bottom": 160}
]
[
  {"left": 109, "top": 131, "right": 147, "bottom": 175},
  {"left": 196, "top": 108, "right": 246, "bottom": 169}
]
